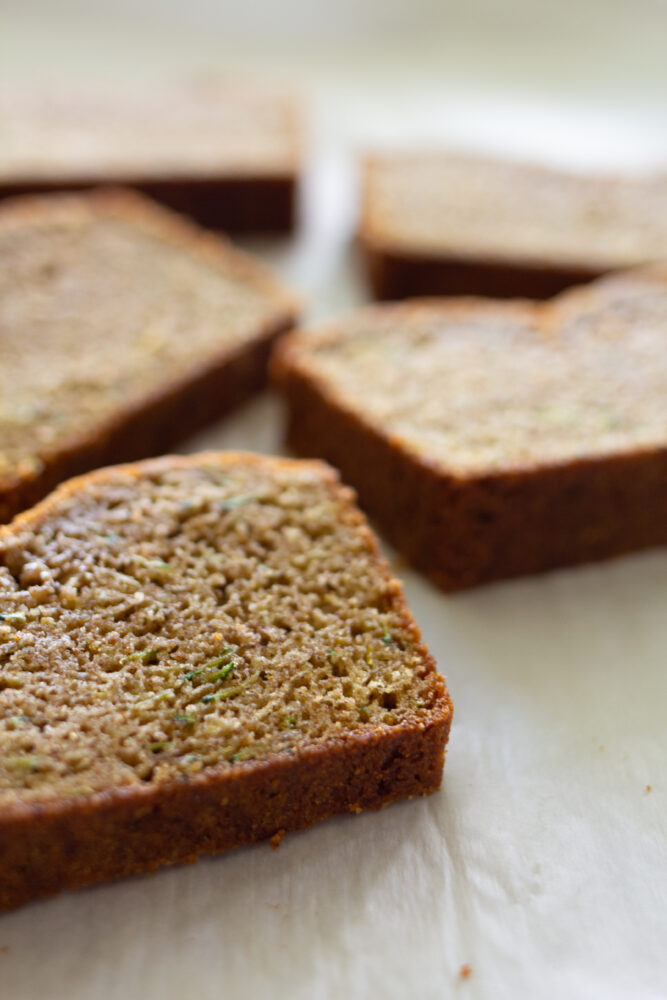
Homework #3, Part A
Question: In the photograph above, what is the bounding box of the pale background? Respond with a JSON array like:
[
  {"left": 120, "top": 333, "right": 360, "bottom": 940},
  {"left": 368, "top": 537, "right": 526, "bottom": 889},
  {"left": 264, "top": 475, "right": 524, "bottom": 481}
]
[{"left": 1, "top": 2, "right": 667, "bottom": 998}]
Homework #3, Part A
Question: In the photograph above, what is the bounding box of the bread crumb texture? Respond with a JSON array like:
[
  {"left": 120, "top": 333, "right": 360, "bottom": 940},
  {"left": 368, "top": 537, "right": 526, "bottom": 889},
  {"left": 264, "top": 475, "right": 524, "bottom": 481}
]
[
  {"left": 0, "top": 80, "right": 298, "bottom": 179},
  {"left": 364, "top": 153, "right": 667, "bottom": 268},
  {"left": 0, "top": 193, "right": 291, "bottom": 488},
  {"left": 285, "top": 269, "right": 667, "bottom": 475},
  {"left": 0, "top": 454, "right": 444, "bottom": 806}
]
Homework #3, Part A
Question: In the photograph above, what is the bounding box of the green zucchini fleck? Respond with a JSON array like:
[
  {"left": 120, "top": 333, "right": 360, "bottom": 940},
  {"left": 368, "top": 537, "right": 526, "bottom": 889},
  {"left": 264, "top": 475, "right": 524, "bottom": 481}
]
[
  {"left": 147, "top": 560, "right": 172, "bottom": 572},
  {"left": 127, "top": 649, "right": 160, "bottom": 664},
  {"left": 0, "top": 612, "right": 26, "bottom": 624},
  {"left": 210, "top": 662, "right": 235, "bottom": 682},
  {"left": 173, "top": 713, "right": 197, "bottom": 725},
  {"left": 202, "top": 670, "right": 261, "bottom": 703}
]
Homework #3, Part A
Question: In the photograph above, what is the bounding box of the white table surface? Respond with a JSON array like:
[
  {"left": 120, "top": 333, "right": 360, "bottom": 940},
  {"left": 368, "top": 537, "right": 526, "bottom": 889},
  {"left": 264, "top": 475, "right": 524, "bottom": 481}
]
[{"left": 1, "top": 4, "right": 667, "bottom": 998}]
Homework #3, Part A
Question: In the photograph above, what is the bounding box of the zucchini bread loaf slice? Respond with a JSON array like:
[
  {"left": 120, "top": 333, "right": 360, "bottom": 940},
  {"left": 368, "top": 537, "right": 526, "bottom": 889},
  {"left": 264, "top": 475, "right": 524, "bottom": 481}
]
[
  {"left": 0, "top": 189, "right": 298, "bottom": 524},
  {"left": 0, "top": 81, "right": 301, "bottom": 232},
  {"left": 361, "top": 152, "right": 667, "bottom": 300},
  {"left": 274, "top": 267, "right": 667, "bottom": 590},
  {"left": 0, "top": 452, "right": 451, "bottom": 911}
]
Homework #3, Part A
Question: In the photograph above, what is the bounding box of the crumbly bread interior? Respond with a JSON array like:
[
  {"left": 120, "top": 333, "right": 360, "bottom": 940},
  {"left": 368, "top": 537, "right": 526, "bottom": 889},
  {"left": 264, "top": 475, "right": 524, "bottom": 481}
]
[
  {"left": 281, "top": 269, "right": 667, "bottom": 475},
  {"left": 0, "top": 81, "right": 299, "bottom": 179},
  {"left": 0, "top": 454, "right": 442, "bottom": 806},
  {"left": 0, "top": 193, "right": 292, "bottom": 488},
  {"left": 364, "top": 154, "right": 667, "bottom": 267}
]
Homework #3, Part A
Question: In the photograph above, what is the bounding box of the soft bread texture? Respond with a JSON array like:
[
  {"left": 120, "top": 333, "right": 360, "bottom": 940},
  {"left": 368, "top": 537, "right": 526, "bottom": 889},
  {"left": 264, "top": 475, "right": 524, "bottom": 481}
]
[
  {"left": 274, "top": 267, "right": 667, "bottom": 590},
  {"left": 361, "top": 152, "right": 667, "bottom": 299},
  {"left": 0, "top": 451, "right": 451, "bottom": 910},
  {"left": 0, "top": 189, "right": 298, "bottom": 524},
  {"left": 0, "top": 81, "right": 301, "bottom": 231}
]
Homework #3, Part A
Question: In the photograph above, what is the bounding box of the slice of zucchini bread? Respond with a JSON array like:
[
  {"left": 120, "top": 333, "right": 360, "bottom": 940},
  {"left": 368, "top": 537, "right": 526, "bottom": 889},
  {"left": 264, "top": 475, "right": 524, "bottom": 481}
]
[
  {"left": 274, "top": 267, "right": 667, "bottom": 590},
  {"left": 0, "top": 189, "right": 298, "bottom": 524},
  {"left": 0, "top": 80, "right": 301, "bottom": 232},
  {"left": 0, "top": 452, "right": 452, "bottom": 910},
  {"left": 360, "top": 152, "right": 667, "bottom": 300}
]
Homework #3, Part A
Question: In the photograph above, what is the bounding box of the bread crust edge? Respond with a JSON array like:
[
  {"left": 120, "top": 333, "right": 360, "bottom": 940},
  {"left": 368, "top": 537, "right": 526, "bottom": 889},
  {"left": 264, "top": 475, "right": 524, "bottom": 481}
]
[
  {"left": 273, "top": 305, "right": 667, "bottom": 590},
  {"left": 0, "top": 451, "right": 452, "bottom": 910}
]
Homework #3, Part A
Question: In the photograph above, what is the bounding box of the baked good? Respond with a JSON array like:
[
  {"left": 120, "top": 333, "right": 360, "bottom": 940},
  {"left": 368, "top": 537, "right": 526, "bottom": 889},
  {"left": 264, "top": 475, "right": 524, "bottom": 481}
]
[
  {"left": 273, "top": 267, "right": 667, "bottom": 590},
  {"left": 0, "top": 81, "right": 301, "bottom": 232},
  {"left": 0, "top": 451, "right": 452, "bottom": 910},
  {"left": 0, "top": 189, "right": 298, "bottom": 524},
  {"left": 360, "top": 152, "right": 667, "bottom": 299}
]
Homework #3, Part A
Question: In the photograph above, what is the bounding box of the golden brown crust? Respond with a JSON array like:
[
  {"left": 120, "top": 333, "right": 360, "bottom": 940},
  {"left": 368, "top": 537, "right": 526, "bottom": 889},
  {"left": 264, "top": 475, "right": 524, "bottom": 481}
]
[
  {"left": 0, "top": 453, "right": 452, "bottom": 910},
  {"left": 273, "top": 282, "right": 667, "bottom": 590},
  {"left": 0, "top": 717, "right": 449, "bottom": 911},
  {"left": 0, "top": 190, "right": 300, "bottom": 524}
]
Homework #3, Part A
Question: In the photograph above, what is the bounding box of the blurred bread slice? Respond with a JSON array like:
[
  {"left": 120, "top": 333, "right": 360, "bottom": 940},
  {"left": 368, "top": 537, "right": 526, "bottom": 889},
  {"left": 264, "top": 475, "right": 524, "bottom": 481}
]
[{"left": 360, "top": 151, "right": 667, "bottom": 299}]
